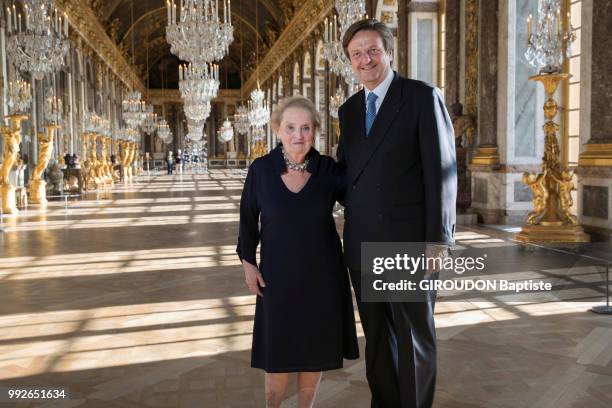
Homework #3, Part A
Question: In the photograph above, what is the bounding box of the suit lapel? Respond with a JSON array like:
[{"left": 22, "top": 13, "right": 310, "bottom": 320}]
[{"left": 351, "top": 75, "right": 405, "bottom": 185}]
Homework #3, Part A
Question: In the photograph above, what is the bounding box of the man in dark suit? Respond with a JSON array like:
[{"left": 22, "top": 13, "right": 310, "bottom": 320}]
[{"left": 337, "top": 19, "right": 457, "bottom": 408}]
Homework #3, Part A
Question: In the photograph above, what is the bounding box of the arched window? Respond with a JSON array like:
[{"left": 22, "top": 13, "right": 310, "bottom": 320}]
[{"left": 293, "top": 62, "right": 301, "bottom": 96}]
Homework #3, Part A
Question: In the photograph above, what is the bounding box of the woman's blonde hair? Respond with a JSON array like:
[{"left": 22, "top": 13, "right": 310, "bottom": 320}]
[{"left": 270, "top": 96, "right": 321, "bottom": 134}]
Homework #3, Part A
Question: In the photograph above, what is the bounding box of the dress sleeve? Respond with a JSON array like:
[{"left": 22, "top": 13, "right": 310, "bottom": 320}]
[
  {"left": 334, "top": 105, "right": 348, "bottom": 206},
  {"left": 236, "top": 163, "right": 261, "bottom": 265}
]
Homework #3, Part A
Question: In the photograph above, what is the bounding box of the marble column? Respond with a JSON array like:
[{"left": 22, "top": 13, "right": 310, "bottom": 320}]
[
  {"left": 444, "top": 0, "right": 461, "bottom": 106},
  {"left": 471, "top": 0, "right": 499, "bottom": 165},
  {"left": 468, "top": 0, "right": 515, "bottom": 224},
  {"left": 578, "top": 0, "right": 612, "bottom": 164},
  {"left": 396, "top": 0, "right": 409, "bottom": 77},
  {"left": 576, "top": 0, "right": 612, "bottom": 238}
]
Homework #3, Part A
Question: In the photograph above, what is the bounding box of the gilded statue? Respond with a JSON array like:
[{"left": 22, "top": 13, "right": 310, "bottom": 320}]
[
  {"left": 451, "top": 103, "right": 475, "bottom": 148},
  {"left": 32, "top": 131, "right": 55, "bottom": 181},
  {"left": 523, "top": 171, "right": 548, "bottom": 225},
  {"left": 0, "top": 125, "right": 22, "bottom": 185},
  {"left": 553, "top": 169, "right": 577, "bottom": 225}
]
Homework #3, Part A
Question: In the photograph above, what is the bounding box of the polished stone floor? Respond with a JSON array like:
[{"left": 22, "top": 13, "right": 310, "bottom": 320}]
[{"left": 0, "top": 171, "right": 611, "bottom": 408}]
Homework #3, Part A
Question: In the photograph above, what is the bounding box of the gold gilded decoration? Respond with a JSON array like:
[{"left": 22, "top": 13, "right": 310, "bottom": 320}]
[
  {"left": 380, "top": 12, "right": 395, "bottom": 25},
  {"left": 112, "top": 139, "right": 121, "bottom": 181},
  {"left": 81, "top": 132, "right": 97, "bottom": 190},
  {"left": 120, "top": 140, "right": 130, "bottom": 182},
  {"left": 244, "top": 0, "right": 334, "bottom": 93},
  {"left": 464, "top": 0, "right": 478, "bottom": 117},
  {"left": 452, "top": 103, "right": 476, "bottom": 210},
  {"left": 250, "top": 141, "right": 268, "bottom": 160},
  {"left": 578, "top": 143, "right": 612, "bottom": 166},
  {"left": 515, "top": 73, "right": 589, "bottom": 243},
  {"left": 126, "top": 142, "right": 137, "bottom": 181},
  {"left": 471, "top": 146, "right": 500, "bottom": 165},
  {"left": 29, "top": 125, "right": 58, "bottom": 207},
  {"left": 99, "top": 136, "right": 113, "bottom": 184},
  {"left": 452, "top": 103, "right": 475, "bottom": 148},
  {"left": 54, "top": 0, "right": 145, "bottom": 93},
  {"left": 89, "top": 133, "right": 104, "bottom": 188},
  {"left": 0, "top": 115, "right": 27, "bottom": 214}
]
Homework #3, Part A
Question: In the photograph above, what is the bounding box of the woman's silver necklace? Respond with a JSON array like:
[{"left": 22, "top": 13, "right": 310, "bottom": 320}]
[{"left": 283, "top": 149, "right": 309, "bottom": 172}]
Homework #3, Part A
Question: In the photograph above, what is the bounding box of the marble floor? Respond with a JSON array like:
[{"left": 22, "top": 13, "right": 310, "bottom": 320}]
[{"left": 0, "top": 171, "right": 611, "bottom": 408}]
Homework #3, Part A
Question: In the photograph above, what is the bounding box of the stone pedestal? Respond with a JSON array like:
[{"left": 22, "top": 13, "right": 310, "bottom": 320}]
[
  {"left": 469, "top": 164, "right": 541, "bottom": 225},
  {"left": 1, "top": 184, "right": 18, "bottom": 214},
  {"left": 28, "top": 179, "right": 48, "bottom": 207}
]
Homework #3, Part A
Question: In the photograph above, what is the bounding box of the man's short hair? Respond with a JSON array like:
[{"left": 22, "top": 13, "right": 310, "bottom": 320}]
[{"left": 342, "top": 19, "right": 394, "bottom": 58}]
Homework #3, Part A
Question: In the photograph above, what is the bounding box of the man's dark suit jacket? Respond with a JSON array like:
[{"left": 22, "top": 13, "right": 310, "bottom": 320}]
[{"left": 337, "top": 73, "right": 457, "bottom": 271}]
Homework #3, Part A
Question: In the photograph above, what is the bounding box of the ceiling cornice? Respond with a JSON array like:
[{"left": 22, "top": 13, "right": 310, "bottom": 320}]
[{"left": 55, "top": 0, "right": 146, "bottom": 93}]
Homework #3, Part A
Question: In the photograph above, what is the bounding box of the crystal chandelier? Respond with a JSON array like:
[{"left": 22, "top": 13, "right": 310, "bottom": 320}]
[
  {"left": 179, "top": 63, "right": 220, "bottom": 102},
  {"left": 218, "top": 118, "right": 234, "bottom": 142},
  {"left": 44, "top": 86, "right": 63, "bottom": 125},
  {"left": 322, "top": 0, "right": 365, "bottom": 86},
  {"left": 234, "top": 105, "right": 250, "bottom": 135},
  {"left": 7, "top": 77, "right": 32, "bottom": 115},
  {"left": 122, "top": 90, "right": 145, "bottom": 128},
  {"left": 6, "top": 0, "right": 69, "bottom": 80},
  {"left": 252, "top": 126, "right": 266, "bottom": 142},
  {"left": 329, "top": 87, "right": 346, "bottom": 119},
  {"left": 98, "top": 117, "right": 111, "bottom": 137},
  {"left": 166, "top": 0, "right": 234, "bottom": 63},
  {"left": 248, "top": 88, "right": 269, "bottom": 129},
  {"left": 179, "top": 62, "right": 218, "bottom": 122},
  {"left": 141, "top": 104, "right": 158, "bottom": 134},
  {"left": 157, "top": 118, "right": 172, "bottom": 142},
  {"left": 184, "top": 100, "right": 211, "bottom": 122},
  {"left": 186, "top": 118, "right": 204, "bottom": 141},
  {"left": 124, "top": 127, "right": 139, "bottom": 142},
  {"left": 525, "top": 0, "right": 576, "bottom": 74}
]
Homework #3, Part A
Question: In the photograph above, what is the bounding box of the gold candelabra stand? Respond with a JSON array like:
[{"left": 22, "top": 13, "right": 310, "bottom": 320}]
[
  {"left": 99, "top": 135, "right": 113, "bottom": 185},
  {"left": 81, "top": 132, "right": 96, "bottom": 190},
  {"left": 112, "top": 139, "right": 121, "bottom": 181},
  {"left": 90, "top": 133, "right": 105, "bottom": 188},
  {"left": 0, "top": 114, "right": 27, "bottom": 214},
  {"left": 120, "top": 140, "right": 129, "bottom": 182},
  {"left": 126, "top": 142, "right": 136, "bottom": 180},
  {"left": 515, "top": 73, "right": 589, "bottom": 243},
  {"left": 28, "top": 124, "right": 58, "bottom": 207}
]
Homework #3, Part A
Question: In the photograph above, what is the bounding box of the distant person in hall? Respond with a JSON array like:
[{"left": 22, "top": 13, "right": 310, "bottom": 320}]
[
  {"left": 237, "top": 96, "right": 359, "bottom": 408},
  {"left": 337, "top": 19, "right": 457, "bottom": 408},
  {"left": 176, "top": 149, "right": 183, "bottom": 174},
  {"left": 166, "top": 151, "right": 173, "bottom": 175}
]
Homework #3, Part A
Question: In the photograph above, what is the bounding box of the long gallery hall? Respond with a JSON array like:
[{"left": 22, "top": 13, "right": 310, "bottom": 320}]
[
  {"left": 1, "top": 0, "right": 612, "bottom": 407},
  {"left": 1, "top": 173, "right": 611, "bottom": 407}
]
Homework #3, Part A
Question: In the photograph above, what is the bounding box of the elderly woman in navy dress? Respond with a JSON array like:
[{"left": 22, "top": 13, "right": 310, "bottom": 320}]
[{"left": 237, "top": 96, "right": 358, "bottom": 407}]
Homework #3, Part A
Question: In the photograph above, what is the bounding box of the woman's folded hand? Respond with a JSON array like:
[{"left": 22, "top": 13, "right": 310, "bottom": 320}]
[{"left": 243, "top": 260, "right": 266, "bottom": 297}]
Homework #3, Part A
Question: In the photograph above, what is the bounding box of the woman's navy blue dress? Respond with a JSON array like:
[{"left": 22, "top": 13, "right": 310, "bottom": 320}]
[{"left": 237, "top": 145, "right": 359, "bottom": 373}]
